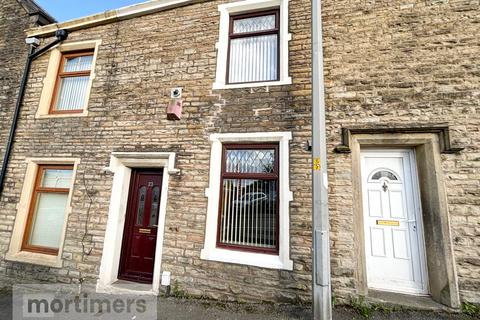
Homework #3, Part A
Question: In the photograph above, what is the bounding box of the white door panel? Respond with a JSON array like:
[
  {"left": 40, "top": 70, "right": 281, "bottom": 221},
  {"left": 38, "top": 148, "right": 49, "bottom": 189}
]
[
  {"left": 392, "top": 228, "right": 410, "bottom": 260},
  {"left": 389, "top": 191, "right": 405, "bottom": 219},
  {"left": 370, "top": 228, "right": 386, "bottom": 257},
  {"left": 361, "top": 149, "right": 429, "bottom": 295},
  {"left": 367, "top": 190, "right": 382, "bottom": 218}
]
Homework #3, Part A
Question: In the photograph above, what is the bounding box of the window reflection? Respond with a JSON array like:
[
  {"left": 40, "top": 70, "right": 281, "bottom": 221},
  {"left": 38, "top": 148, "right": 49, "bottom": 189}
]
[
  {"left": 149, "top": 186, "right": 160, "bottom": 227},
  {"left": 136, "top": 186, "right": 146, "bottom": 225}
]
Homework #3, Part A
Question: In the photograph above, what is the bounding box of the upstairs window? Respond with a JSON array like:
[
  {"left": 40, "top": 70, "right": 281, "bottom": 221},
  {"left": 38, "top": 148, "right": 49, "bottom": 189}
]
[
  {"left": 213, "top": 0, "right": 291, "bottom": 89},
  {"left": 50, "top": 50, "right": 94, "bottom": 114},
  {"left": 227, "top": 10, "right": 280, "bottom": 84}
]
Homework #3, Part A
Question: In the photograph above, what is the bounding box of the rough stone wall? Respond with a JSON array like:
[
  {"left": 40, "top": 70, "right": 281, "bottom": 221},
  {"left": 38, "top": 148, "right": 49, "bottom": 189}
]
[
  {"left": 0, "top": 0, "right": 478, "bottom": 307},
  {"left": 0, "top": 0, "right": 314, "bottom": 304},
  {"left": 0, "top": 0, "right": 48, "bottom": 276},
  {"left": 0, "top": 0, "right": 33, "bottom": 168},
  {"left": 322, "top": 0, "right": 480, "bottom": 304}
]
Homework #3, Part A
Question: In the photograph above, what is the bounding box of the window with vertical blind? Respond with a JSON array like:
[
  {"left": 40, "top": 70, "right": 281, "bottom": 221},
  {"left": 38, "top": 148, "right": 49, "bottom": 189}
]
[
  {"left": 22, "top": 165, "right": 73, "bottom": 255},
  {"left": 217, "top": 144, "right": 279, "bottom": 253},
  {"left": 201, "top": 132, "right": 292, "bottom": 269},
  {"left": 50, "top": 51, "right": 94, "bottom": 114},
  {"left": 227, "top": 10, "right": 280, "bottom": 84}
]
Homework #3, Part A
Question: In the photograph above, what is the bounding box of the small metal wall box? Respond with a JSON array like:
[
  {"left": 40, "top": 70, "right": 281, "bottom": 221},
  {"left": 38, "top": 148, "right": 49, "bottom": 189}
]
[
  {"left": 171, "top": 88, "right": 182, "bottom": 99},
  {"left": 167, "top": 99, "right": 182, "bottom": 120}
]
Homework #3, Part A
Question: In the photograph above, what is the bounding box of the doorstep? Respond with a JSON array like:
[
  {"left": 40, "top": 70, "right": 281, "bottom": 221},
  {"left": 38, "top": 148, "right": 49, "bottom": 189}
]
[
  {"left": 366, "top": 290, "right": 459, "bottom": 312},
  {"left": 97, "top": 279, "right": 157, "bottom": 295}
]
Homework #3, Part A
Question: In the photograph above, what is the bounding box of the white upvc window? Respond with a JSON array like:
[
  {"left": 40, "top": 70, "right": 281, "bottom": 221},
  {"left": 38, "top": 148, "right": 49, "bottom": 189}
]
[
  {"left": 213, "top": 0, "right": 292, "bottom": 90},
  {"left": 201, "top": 132, "right": 293, "bottom": 270}
]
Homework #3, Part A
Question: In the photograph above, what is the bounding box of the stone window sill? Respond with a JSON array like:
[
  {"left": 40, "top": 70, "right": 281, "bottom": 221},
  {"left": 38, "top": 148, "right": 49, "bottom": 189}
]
[
  {"left": 200, "top": 247, "right": 293, "bottom": 270},
  {"left": 212, "top": 78, "right": 292, "bottom": 90},
  {"left": 5, "top": 251, "right": 62, "bottom": 268},
  {"left": 35, "top": 110, "right": 89, "bottom": 119}
]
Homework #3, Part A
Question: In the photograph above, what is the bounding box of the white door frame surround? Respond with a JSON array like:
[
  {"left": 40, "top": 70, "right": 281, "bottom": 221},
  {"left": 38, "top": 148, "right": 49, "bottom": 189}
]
[
  {"left": 97, "top": 152, "right": 179, "bottom": 295},
  {"left": 360, "top": 149, "right": 429, "bottom": 295}
]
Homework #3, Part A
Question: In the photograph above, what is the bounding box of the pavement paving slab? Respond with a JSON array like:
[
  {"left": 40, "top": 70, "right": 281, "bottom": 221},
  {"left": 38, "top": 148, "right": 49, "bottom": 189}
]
[{"left": 0, "top": 288, "right": 477, "bottom": 320}]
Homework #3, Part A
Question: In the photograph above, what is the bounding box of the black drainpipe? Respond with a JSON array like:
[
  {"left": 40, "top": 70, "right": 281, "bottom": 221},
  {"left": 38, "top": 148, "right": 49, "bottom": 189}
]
[{"left": 0, "top": 29, "right": 68, "bottom": 196}]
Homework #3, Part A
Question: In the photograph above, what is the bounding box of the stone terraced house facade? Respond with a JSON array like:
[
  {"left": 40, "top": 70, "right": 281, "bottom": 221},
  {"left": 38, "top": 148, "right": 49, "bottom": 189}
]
[
  {"left": 0, "top": 0, "right": 55, "bottom": 169},
  {"left": 0, "top": 0, "right": 478, "bottom": 310}
]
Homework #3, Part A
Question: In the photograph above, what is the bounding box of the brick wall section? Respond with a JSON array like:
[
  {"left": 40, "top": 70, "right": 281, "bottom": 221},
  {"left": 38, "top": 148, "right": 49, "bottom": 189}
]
[
  {"left": 0, "top": 0, "right": 314, "bottom": 303},
  {"left": 322, "top": 0, "right": 480, "bottom": 303}
]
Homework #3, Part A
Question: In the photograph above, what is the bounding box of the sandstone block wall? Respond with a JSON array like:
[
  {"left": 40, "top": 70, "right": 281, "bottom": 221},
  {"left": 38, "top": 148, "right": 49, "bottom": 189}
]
[
  {"left": 322, "top": 0, "right": 480, "bottom": 303},
  {"left": 0, "top": 0, "right": 32, "bottom": 168},
  {"left": 0, "top": 0, "right": 314, "bottom": 304},
  {"left": 0, "top": 0, "right": 478, "bottom": 306},
  {"left": 0, "top": 0, "right": 48, "bottom": 275}
]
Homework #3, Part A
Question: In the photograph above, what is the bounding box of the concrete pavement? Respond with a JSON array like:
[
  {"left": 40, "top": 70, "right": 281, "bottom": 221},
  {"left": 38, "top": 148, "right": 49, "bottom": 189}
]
[{"left": 0, "top": 287, "right": 476, "bottom": 319}]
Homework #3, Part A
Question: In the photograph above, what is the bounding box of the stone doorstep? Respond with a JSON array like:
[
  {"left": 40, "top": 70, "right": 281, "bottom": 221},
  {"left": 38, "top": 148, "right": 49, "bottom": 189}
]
[
  {"left": 111, "top": 279, "right": 152, "bottom": 293},
  {"left": 365, "top": 289, "right": 461, "bottom": 313}
]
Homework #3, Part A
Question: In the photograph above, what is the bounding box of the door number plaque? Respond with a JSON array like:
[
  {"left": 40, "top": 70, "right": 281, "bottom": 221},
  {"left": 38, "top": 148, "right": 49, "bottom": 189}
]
[{"left": 376, "top": 220, "right": 400, "bottom": 227}]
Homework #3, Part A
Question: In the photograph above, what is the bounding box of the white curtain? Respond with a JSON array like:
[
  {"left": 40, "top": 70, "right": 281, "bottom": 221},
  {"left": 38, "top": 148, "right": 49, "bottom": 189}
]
[
  {"left": 229, "top": 34, "right": 278, "bottom": 83},
  {"left": 29, "top": 193, "right": 68, "bottom": 248},
  {"left": 55, "top": 55, "right": 93, "bottom": 111},
  {"left": 220, "top": 179, "right": 277, "bottom": 248},
  {"left": 56, "top": 76, "right": 90, "bottom": 111}
]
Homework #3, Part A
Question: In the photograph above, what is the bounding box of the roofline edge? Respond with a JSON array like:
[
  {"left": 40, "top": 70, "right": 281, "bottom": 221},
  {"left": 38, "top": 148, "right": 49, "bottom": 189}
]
[{"left": 26, "top": 0, "right": 200, "bottom": 37}]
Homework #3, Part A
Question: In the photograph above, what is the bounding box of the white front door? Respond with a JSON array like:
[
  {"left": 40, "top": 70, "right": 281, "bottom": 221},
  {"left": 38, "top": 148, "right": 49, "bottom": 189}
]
[{"left": 361, "top": 149, "right": 428, "bottom": 295}]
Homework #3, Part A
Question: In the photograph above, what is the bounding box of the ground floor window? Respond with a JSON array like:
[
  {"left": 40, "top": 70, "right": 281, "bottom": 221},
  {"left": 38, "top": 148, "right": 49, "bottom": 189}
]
[
  {"left": 217, "top": 144, "right": 279, "bottom": 254},
  {"left": 6, "top": 158, "right": 79, "bottom": 268},
  {"left": 201, "top": 132, "right": 293, "bottom": 270},
  {"left": 22, "top": 165, "right": 74, "bottom": 255}
]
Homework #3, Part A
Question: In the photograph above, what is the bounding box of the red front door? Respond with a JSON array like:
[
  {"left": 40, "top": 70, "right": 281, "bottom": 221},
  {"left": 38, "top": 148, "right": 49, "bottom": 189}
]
[{"left": 118, "top": 169, "right": 163, "bottom": 283}]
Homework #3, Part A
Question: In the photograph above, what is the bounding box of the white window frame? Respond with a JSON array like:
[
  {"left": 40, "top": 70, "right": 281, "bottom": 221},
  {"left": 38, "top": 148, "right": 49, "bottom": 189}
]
[
  {"left": 5, "top": 158, "right": 80, "bottom": 268},
  {"left": 213, "top": 0, "right": 292, "bottom": 90},
  {"left": 201, "top": 132, "right": 293, "bottom": 270},
  {"left": 36, "top": 40, "right": 101, "bottom": 119}
]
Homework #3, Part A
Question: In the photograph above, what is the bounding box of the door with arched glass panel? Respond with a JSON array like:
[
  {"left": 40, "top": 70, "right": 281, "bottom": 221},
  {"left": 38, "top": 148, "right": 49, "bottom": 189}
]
[
  {"left": 118, "top": 169, "right": 163, "bottom": 283},
  {"left": 360, "top": 149, "right": 428, "bottom": 295}
]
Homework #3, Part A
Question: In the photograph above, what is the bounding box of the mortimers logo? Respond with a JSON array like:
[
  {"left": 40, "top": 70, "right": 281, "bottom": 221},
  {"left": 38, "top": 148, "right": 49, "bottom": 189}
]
[{"left": 13, "top": 284, "right": 157, "bottom": 320}]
